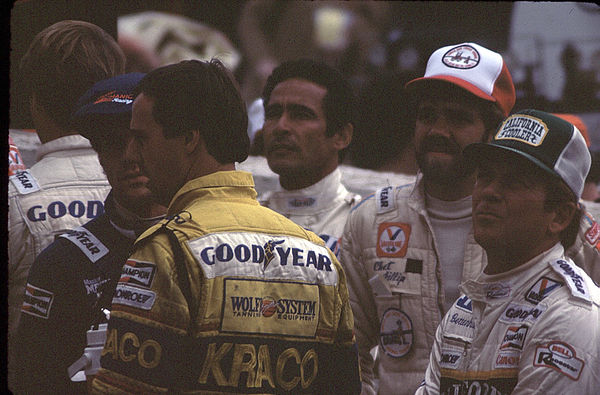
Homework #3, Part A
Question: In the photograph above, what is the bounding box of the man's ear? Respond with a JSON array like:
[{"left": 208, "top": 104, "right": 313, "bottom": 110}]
[
  {"left": 332, "top": 123, "right": 353, "bottom": 151},
  {"left": 183, "top": 129, "right": 201, "bottom": 154},
  {"left": 548, "top": 200, "right": 577, "bottom": 236}
]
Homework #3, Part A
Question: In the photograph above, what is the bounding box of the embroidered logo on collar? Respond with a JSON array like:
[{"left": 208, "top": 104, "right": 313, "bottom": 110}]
[
  {"left": 287, "top": 197, "right": 316, "bottom": 208},
  {"left": 376, "top": 222, "right": 411, "bottom": 258},
  {"left": 10, "top": 169, "right": 40, "bottom": 195},
  {"left": 550, "top": 260, "right": 591, "bottom": 303},
  {"left": 525, "top": 277, "right": 563, "bottom": 305},
  {"left": 485, "top": 282, "right": 511, "bottom": 299},
  {"left": 60, "top": 227, "right": 109, "bottom": 262},
  {"left": 376, "top": 186, "right": 395, "bottom": 214}
]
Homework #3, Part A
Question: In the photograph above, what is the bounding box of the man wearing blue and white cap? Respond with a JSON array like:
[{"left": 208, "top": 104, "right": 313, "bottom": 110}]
[
  {"left": 11, "top": 73, "right": 166, "bottom": 394},
  {"left": 417, "top": 110, "right": 600, "bottom": 393}
]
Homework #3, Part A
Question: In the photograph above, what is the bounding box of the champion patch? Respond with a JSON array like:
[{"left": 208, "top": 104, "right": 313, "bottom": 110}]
[
  {"left": 379, "top": 308, "right": 413, "bottom": 358},
  {"left": 534, "top": 341, "right": 584, "bottom": 380},
  {"left": 500, "top": 325, "right": 528, "bottom": 351},
  {"left": 21, "top": 283, "right": 54, "bottom": 319},
  {"left": 442, "top": 44, "right": 480, "bottom": 69},
  {"left": 10, "top": 169, "right": 41, "bottom": 195},
  {"left": 550, "top": 260, "right": 591, "bottom": 303},
  {"left": 120, "top": 259, "right": 157, "bottom": 288},
  {"left": 495, "top": 114, "right": 549, "bottom": 146},
  {"left": 60, "top": 227, "right": 109, "bottom": 262},
  {"left": 499, "top": 302, "right": 546, "bottom": 324},
  {"left": 376, "top": 186, "right": 395, "bottom": 214},
  {"left": 525, "top": 277, "right": 563, "bottom": 304},
  {"left": 112, "top": 283, "right": 156, "bottom": 310},
  {"left": 376, "top": 222, "right": 411, "bottom": 258}
]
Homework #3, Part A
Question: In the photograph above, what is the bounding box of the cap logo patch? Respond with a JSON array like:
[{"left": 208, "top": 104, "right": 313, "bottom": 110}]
[
  {"left": 495, "top": 115, "right": 549, "bottom": 146},
  {"left": 442, "top": 45, "right": 480, "bottom": 69},
  {"left": 94, "top": 90, "right": 134, "bottom": 105}
]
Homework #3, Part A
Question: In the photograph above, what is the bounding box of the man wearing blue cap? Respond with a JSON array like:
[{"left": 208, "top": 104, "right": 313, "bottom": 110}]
[
  {"left": 417, "top": 110, "right": 600, "bottom": 393},
  {"left": 11, "top": 73, "right": 166, "bottom": 394}
]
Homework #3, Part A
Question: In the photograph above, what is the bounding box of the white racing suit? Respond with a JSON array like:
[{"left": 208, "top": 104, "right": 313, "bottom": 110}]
[
  {"left": 416, "top": 243, "right": 600, "bottom": 394},
  {"left": 8, "top": 135, "right": 110, "bottom": 338},
  {"left": 340, "top": 174, "right": 600, "bottom": 395},
  {"left": 260, "top": 168, "right": 360, "bottom": 257}
]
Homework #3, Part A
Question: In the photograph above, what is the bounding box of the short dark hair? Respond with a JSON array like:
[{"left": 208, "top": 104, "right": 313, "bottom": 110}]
[
  {"left": 135, "top": 59, "right": 249, "bottom": 164},
  {"left": 20, "top": 20, "right": 125, "bottom": 130},
  {"left": 261, "top": 59, "right": 355, "bottom": 137},
  {"left": 543, "top": 176, "right": 581, "bottom": 249}
]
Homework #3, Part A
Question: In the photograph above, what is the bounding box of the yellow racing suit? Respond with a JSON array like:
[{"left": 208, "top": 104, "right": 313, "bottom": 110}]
[{"left": 91, "top": 171, "right": 360, "bottom": 394}]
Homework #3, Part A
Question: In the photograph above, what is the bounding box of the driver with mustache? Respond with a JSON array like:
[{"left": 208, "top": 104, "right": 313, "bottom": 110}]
[
  {"left": 340, "top": 42, "right": 514, "bottom": 395},
  {"left": 12, "top": 73, "right": 166, "bottom": 394},
  {"left": 260, "top": 59, "right": 360, "bottom": 257}
]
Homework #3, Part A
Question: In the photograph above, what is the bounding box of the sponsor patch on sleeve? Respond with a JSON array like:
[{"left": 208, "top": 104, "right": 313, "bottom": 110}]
[
  {"left": 376, "top": 222, "right": 411, "bottom": 258},
  {"left": 21, "top": 283, "right": 54, "bottom": 319},
  {"left": 10, "top": 169, "right": 41, "bottom": 195},
  {"left": 550, "top": 259, "right": 591, "bottom": 303},
  {"left": 112, "top": 283, "right": 156, "bottom": 310},
  {"left": 59, "top": 226, "right": 109, "bottom": 262},
  {"left": 376, "top": 186, "right": 395, "bottom": 214},
  {"left": 120, "top": 259, "right": 157, "bottom": 288},
  {"left": 533, "top": 341, "right": 584, "bottom": 380},
  {"left": 500, "top": 325, "right": 528, "bottom": 351},
  {"left": 525, "top": 277, "right": 563, "bottom": 304}
]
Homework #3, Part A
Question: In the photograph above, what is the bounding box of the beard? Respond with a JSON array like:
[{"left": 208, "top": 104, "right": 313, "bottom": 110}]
[{"left": 416, "top": 135, "right": 477, "bottom": 185}]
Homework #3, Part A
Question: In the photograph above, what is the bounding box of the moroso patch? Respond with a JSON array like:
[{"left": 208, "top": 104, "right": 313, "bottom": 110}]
[
  {"left": 379, "top": 308, "right": 413, "bottom": 358},
  {"left": 442, "top": 44, "right": 480, "bottom": 69},
  {"left": 120, "top": 259, "right": 157, "bottom": 288},
  {"left": 376, "top": 222, "right": 411, "bottom": 258},
  {"left": 21, "top": 283, "right": 54, "bottom": 319},
  {"left": 112, "top": 283, "right": 156, "bottom": 310},
  {"left": 534, "top": 341, "right": 584, "bottom": 380},
  {"left": 525, "top": 277, "right": 562, "bottom": 305}
]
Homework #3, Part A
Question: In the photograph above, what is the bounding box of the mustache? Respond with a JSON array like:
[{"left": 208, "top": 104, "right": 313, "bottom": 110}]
[
  {"left": 266, "top": 139, "right": 299, "bottom": 153},
  {"left": 418, "top": 135, "right": 461, "bottom": 154}
]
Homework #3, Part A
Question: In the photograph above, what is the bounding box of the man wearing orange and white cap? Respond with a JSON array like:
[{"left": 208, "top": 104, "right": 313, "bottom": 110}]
[{"left": 340, "top": 42, "right": 514, "bottom": 395}]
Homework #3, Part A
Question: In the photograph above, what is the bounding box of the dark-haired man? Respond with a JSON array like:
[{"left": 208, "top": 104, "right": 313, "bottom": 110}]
[
  {"left": 91, "top": 59, "right": 360, "bottom": 394},
  {"left": 417, "top": 110, "right": 600, "bottom": 393},
  {"left": 260, "top": 59, "right": 360, "bottom": 257},
  {"left": 11, "top": 73, "right": 166, "bottom": 394}
]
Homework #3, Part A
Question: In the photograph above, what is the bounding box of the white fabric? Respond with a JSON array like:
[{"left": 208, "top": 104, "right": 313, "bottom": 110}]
[{"left": 555, "top": 124, "right": 591, "bottom": 200}]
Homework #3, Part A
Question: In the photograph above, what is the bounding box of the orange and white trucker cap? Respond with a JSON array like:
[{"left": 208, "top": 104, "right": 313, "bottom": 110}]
[{"left": 406, "top": 42, "right": 515, "bottom": 116}]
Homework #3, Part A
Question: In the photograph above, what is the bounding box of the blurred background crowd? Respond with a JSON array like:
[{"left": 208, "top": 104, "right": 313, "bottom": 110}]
[{"left": 8, "top": 1, "right": 600, "bottom": 176}]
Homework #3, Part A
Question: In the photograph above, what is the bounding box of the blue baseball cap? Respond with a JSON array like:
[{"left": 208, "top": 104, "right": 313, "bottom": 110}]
[{"left": 71, "top": 72, "right": 145, "bottom": 138}]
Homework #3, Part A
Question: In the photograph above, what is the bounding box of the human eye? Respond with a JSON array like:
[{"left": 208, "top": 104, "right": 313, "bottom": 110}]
[
  {"left": 416, "top": 104, "right": 436, "bottom": 123},
  {"left": 264, "top": 105, "right": 282, "bottom": 120},
  {"left": 446, "top": 109, "right": 474, "bottom": 127}
]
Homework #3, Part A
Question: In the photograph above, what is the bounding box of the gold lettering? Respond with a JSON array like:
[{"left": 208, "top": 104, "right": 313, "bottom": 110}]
[
  {"left": 229, "top": 343, "right": 257, "bottom": 388},
  {"left": 119, "top": 332, "right": 139, "bottom": 362},
  {"left": 138, "top": 339, "right": 162, "bottom": 369},
  {"left": 103, "top": 328, "right": 118, "bottom": 359},
  {"left": 255, "top": 345, "right": 275, "bottom": 389},
  {"left": 276, "top": 348, "right": 300, "bottom": 391},
  {"left": 300, "top": 349, "right": 318, "bottom": 389},
  {"left": 198, "top": 343, "right": 232, "bottom": 386}
]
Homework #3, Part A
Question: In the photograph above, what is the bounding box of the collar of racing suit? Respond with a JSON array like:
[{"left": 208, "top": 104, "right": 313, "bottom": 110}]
[
  {"left": 167, "top": 170, "right": 258, "bottom": 216},
  {"left": 35, "top": 134, "right": 96, "bottom": 162},
  {"left": 265, "top": 168, "right": 348, "bottom": 214},
  {"left": 105, "top": 191, "right": 165, "bottom": 239},
  {"left": 459, "top": 242, "right": 564, "bottom": 303}
]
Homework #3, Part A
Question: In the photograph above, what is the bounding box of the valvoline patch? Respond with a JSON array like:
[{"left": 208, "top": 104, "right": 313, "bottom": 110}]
[{"left": 376, "top": 222, "right": 411, "bottom": 258}]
